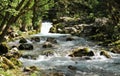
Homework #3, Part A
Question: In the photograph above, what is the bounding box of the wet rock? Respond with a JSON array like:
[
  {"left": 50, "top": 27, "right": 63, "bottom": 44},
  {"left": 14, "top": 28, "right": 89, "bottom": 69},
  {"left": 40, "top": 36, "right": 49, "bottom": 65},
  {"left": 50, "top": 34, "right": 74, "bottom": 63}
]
[
  {"left": 19, "top": 37, "right": 27, "bottom": 43},
  {"left": 22, "top": 55, "right": 37, "bottom": 60},
  {"left": 68, "top": 65, "right": 77, "bottom": 70},
  {"left": 18, "top": 43, "right": 33, "bottom": 50},
  {"left": 46, "top": 37, "right": 57, "bottom": 43},
  {"left": 31, "top": 37, "right": 40, "bottom": 42},
  {"left": 0, "top": 43, "right": 8, "bottom": 55},
  {"left": 87, "top": 51, "right": 95, "bottom": 56},
  {"left": 41, "top": 50, "right": 54, "bottom": 56},
  {"left": 69, "top": 47, "right": 95, "bottom": 57},
  {"left": 100, "top": 50, "right": 111, "bottom": 58},
  {"left": 42, "top": 42, "right": 53, "bottom": 48}
]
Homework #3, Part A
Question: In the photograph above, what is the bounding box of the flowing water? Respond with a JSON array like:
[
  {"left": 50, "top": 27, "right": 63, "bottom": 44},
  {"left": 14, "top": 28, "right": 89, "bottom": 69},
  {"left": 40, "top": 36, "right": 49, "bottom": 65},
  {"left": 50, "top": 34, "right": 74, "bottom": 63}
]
[{"left": 8, "top": 22, "right": 120, "bottom": 76}]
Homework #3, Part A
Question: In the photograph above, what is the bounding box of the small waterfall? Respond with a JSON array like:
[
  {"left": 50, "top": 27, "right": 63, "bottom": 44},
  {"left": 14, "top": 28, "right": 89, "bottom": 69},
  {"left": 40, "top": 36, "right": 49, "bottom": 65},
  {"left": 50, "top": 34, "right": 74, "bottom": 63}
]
[
  {"left": 41, "top": 22, "right": 52, "bottom": 34},
  {"left": 31, "top": 22, "right": 70, "bottom": 37}
]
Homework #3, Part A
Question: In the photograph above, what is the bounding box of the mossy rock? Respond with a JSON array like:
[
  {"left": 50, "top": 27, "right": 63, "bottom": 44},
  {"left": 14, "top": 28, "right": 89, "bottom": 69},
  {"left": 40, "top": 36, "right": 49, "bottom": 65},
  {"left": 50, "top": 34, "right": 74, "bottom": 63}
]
[
  {"left": 2, "top": 57, "right": 16, "bottom": 69},
  {"left": 10, "top": 58, "right": 22, "bottom": 67},
  {"left": 49, "top": 27, "right": 57, "bottom": 33},
  {"left": 41, "top": 50, "right": 54, "bottom": 56},
  {"left": 19, "top": 37, "right": 27, "bottom": 43},
  {"left": 5, "top": 49, "right": 22, "bottom": 59},
  {"left": 69, "top": 47, "right": 94, "bottom": 57},
  {"left": 100, "top": 50, "right": 111, "bottom": 58},
  {"left": 0, "top": 62, "right": 9, "bottom": 70}
]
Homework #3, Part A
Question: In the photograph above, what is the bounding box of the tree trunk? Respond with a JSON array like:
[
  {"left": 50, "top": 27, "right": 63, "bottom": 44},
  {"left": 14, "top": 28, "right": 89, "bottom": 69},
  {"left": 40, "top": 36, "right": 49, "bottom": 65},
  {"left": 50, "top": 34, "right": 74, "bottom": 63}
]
[
  {"left": 0, "top": 12, "right": 10, "bottom": 32},
  {"left": 0, "top": 16, "right": 14, "bottom": 42}
]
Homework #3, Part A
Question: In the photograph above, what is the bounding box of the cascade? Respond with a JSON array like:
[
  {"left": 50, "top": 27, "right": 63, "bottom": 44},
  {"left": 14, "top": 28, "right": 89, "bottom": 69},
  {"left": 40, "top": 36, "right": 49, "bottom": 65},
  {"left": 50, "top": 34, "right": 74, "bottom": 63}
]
[
  {"left": 41, "top": 22, "right": 52, "bottom": 34},
  {"left": 31, "top": 22, "right": 70, "bottom": 37}
]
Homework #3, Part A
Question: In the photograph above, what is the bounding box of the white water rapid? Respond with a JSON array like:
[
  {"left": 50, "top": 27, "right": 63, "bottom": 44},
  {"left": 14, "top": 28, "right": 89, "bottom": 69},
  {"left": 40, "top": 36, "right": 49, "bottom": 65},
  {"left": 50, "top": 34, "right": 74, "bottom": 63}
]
[{"left": 8, "top": 22, "right": 120, "bottom": 76}]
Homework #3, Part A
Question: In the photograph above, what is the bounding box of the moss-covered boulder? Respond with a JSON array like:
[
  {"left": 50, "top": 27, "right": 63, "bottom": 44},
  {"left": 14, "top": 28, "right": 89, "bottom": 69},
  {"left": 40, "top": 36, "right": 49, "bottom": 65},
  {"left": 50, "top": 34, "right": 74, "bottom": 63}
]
[
  {"left": 69, "top": 47, "right": 95, "bottom": 57},
  {"left": 100, "top": 50, "right": 111, "bottom": 58},
  {"left": 0, "top": 56, "right": 16, "bottom": 69},
  {"left": 110, "top": 47, "right": 120, "bottom": 54},
  {"left": 50, "top": 27, "right": 57, "bottom": 33},
  {"left": 0, "top": 43, "right": 9, "bottom": 55}
]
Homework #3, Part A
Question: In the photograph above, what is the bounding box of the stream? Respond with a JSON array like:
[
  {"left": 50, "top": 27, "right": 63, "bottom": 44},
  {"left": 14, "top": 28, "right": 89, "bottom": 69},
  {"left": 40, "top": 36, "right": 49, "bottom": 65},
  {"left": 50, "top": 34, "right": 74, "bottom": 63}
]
[{"left": 8, "top": 22, "right": 120, "bottom": 76}]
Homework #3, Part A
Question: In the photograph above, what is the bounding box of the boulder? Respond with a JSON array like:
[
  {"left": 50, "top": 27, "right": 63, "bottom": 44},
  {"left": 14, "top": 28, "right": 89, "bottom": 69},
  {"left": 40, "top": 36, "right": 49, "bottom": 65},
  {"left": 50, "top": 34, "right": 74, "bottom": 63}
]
[
  {"left": 100, "top": 50, "right": 111, "bottom": 58},
  {"left": 19, "top": 37, "right": 27, "bottom": 43},
  {"left": 0, "top": 43, "right": 8, "bottom": 55},
  {"left": 42, "top": 42, "right": 53, "bottom": 48},
  {"left": 18, "top": 43, "right": 33, "bottom": 50},
  {"left": 69, "top": 47, "right": 95, "bottom": 57},
  {"left": 31, "top": 37, "right": 40, "bottom": 42}
]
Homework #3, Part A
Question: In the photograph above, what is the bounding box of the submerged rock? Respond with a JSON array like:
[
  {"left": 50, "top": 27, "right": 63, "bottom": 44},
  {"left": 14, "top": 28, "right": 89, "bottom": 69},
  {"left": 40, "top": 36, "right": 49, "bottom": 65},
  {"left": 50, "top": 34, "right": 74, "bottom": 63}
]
[
  {"left": 0, "top": 43, "right": 8, "bottom": 55},
  {"left": 68, "top": 65, "right": 77, "bottom": 70},
  {"left": 18, "top": 43, "right": 33, "bottom": 50},
  {"left": 22, "top": 54, "right": 37, "bottom": 60},
  {"left": 69, "top": 47, "right": 95, "bottom": 57},
  {"left": 46, "top": 37, "right": 57, "bottom": 43},
  {"left": 100, "top": 50, "right": 111, "bottom": 58},
  {"left": 66, "top": 37, "right": 75, "bottom": 41}
]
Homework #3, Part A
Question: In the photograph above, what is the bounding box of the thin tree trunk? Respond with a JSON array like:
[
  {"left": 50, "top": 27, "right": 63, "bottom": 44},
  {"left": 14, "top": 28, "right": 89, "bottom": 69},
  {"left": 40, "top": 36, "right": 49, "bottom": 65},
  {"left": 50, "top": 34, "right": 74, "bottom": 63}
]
[{"left": 0, "top": 12, "right": 10, "bottom": 32}]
